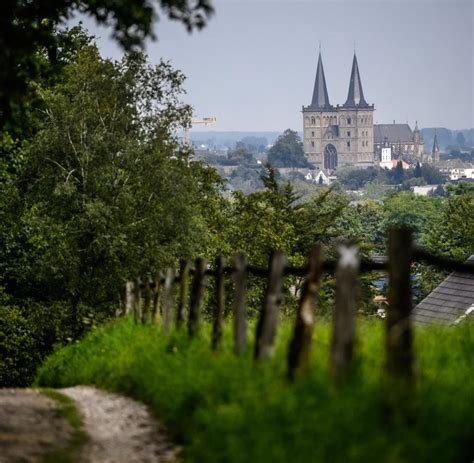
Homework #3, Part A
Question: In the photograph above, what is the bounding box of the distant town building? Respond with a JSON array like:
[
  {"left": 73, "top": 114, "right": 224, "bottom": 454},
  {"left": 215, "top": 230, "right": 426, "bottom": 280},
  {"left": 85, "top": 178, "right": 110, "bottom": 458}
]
[
  {"left": 302, "top": 52, "right": 375, "bottom": 170},
  {"left": 437, "top": 160, "right": 474, "bottom": 180},
  {"left": 413, "top": 185, "right": 440, "bottom": 196},
  {"left": 373, "top": 121, "right": 424, "bottom": 161},
  {"left": 413, "top": 256, "right": 474, "bottom": 325},
  {"left": 379, "top": 137, "right": 393, "bottom": 169},
  {"left": 314, "top": 169, "right": 330, "bottom": 185}
]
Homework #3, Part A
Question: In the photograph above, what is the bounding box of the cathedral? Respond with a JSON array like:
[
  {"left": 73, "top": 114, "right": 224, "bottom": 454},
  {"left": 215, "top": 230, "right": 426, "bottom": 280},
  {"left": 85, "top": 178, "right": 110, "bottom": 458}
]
[
  {"left": 302, "top": 52, "right": 425, "bottom": 170},
  {"left": 302, "top": 52, "right": 375, "bottom": 170}
]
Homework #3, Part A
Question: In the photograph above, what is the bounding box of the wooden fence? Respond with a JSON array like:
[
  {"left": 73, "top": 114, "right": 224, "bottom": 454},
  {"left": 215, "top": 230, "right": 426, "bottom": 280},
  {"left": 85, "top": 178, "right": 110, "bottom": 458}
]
[{"left": 123, "top": 228, "right": 474, "bottom": 384}]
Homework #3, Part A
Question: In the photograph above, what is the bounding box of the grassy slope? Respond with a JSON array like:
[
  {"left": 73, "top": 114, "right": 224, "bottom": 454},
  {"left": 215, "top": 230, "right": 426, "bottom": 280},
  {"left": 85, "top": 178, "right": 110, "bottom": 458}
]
[
  {"left": 40, "top": 389, "right": 88, "bottom": 463},
  {"left": 36, "top": 318, "right": 474, "bottom": 463}
]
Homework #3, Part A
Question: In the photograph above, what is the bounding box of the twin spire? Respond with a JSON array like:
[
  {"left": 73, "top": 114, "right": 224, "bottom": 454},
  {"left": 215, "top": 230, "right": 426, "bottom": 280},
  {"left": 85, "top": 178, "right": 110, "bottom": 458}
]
[
  {"left": 310, "top": 51, "right": 369, "bottom": 110},
  {"left": 310, "top": 53, "right": 331, "bottom": 109}
]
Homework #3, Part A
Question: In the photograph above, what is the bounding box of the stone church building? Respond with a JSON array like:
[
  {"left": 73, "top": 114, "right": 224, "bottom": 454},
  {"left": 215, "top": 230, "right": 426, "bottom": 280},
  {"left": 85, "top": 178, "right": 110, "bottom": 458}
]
[{"left": 302, "top": 52, "right": 424, "bottom": 170}]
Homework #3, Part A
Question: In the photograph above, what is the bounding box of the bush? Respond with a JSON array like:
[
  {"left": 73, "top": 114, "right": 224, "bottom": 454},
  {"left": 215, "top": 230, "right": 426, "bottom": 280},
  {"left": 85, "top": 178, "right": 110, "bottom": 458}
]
[{"left": 0, "top": 305, "right": 40, "bottom": 386}]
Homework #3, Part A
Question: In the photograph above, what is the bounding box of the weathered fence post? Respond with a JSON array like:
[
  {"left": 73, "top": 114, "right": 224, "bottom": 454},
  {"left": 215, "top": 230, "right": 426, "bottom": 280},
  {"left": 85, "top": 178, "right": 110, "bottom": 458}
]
[
  {"left": 386, "top": 227, "right": 415, "bottom": 384},
  {"left": 133, "top": 277, "right": 141, "bottom": 323},
  {"left": 125, "top": 281, "right": 134, "bottom": 316},
  {"left": 188, "top": 258, "right": 207, "bottom": 337},
  {"left": 212, "top": 256, "right": 226, "bottom": 350},
  {"left": 152, "top": 273, "right": 162, "bottom": 322},
  {"left": 233, "top": 253, "right": 248, "bottom": 355},
  {"left": 255, "top": 251, "right": 287, "bottom": 361},
  {"left": 176, "top": 260, "right": 190, "bottom": 328},
  {"left": 287, "top": 246, "right": 323, "bottom": 381},
  {"left": 142, "top": 276, "right": 152, "bottom": 324},
  {"left": 162, "top": 268, "right": 175, "bottom": 334},
  {"left": 330, "top": 243, "right": 360, "bottom": 384}
]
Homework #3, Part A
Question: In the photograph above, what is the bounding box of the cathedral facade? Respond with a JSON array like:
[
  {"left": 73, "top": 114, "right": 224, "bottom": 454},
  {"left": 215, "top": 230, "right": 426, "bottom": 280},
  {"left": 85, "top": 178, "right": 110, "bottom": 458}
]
[{"left": 302, "top": 52, "right": 375, "bottom": 170}]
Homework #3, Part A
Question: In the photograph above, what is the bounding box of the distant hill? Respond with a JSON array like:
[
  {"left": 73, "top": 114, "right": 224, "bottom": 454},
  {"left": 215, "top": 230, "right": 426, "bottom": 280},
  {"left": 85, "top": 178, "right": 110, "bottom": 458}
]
[
  {"left": 421, "top": 128, "right": 474, "bottom": 151},
  {"left": 189, "top": 131, "right": 285, "bottom": 149}
]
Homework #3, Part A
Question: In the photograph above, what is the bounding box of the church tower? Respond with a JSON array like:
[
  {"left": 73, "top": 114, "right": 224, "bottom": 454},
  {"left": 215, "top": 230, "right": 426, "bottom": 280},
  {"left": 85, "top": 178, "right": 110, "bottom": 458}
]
[
  {"left": 302, "top": 51, "right": 375, "bottom": 170},
  {"left": 302, "top": 51, "right": 338, "bottom": 169},
  {"left": 338, "top": 53, "right": 375, "bottom": 167},
  {"left": 413, "top": 121, "right": 424, "bottom": 160},
  {"left": 432, "top": 131, "right": 440, "bottom": 164}
]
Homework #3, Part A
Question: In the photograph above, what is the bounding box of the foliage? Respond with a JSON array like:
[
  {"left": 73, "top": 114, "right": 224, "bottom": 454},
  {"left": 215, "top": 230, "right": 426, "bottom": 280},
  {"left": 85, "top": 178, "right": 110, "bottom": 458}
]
[
  {"left": 37, "top": 318, "right": 474, "bottom": 463},
  {"left": 267, "top": 129, "right": 309, "bottom": 168},
  {"left": 424, "top": 183, "right": 474, "bottom": 260},
  {"left": 227, "top": 147, "right": 254, "bottom": 165},
  {"left": 0, "top": 0, "right": 214, "bottom": 128},
  {"left": 0, "top": 305, "right": 39, "bottom": 386},
  {"left": 421, "top": 163, "right": 445, "bottom": 184},
  {"left": 414, "top": 162, "right": 422, "bottom": 178},
  {"left": 337, "top": 166, "right": 378, "bottom": 190},
  {"left": 381, "top": 192, "right": 443, "bottom": 242}
]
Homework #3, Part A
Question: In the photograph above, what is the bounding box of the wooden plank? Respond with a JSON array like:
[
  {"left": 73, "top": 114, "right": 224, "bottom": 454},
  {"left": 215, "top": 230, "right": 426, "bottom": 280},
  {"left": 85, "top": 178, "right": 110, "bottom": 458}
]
[
  {"left": 212, "top": 256, "right": 226, "bottom": 350},
  {"left": 162, "top": 268, "right": 175, "bottom": 335},
  {"left": 287, "top": 246, "right": 323, "bottom": 380},
  {"left": 233, "top": 253, "right": 248, "bottom": 355},
  {"left": 176, "top": 260, "right": 190, "bottom": 328},
  {"left": 386, "top": 227, "right": 415, "bottom": 384},
  {"left": 255, "top": 251, "right": 286, "bottom": 361},
  {"left": 188, "top": 258, "right": 207, "bottom": 337},
  {"left": 330, "top": 244, "right": 360, "bottom": 384}
]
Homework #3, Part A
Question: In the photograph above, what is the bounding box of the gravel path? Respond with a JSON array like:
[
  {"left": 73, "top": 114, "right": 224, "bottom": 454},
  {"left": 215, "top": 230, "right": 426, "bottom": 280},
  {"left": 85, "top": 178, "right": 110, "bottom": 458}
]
[
  {"left": 0, "top": 388, "right": 72, "bottom": 462},
  {"left": 61, "top": 386, "right": 178, "bottom": 463},
  {"left": 0, "top": 387, "right": 179, "bottom": 463}
]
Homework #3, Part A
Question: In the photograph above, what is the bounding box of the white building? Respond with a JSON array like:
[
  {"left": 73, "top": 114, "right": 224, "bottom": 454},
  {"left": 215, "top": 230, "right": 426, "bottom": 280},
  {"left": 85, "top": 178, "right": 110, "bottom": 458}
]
[{"left": 379, "top": 138, "right": 393, "bottom": 169}]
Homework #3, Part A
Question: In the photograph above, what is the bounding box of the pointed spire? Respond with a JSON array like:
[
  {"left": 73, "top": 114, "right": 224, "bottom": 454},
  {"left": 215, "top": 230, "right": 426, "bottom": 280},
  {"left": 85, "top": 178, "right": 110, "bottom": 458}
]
[
  {"left": 310, "top": 51, "right": 331, "bottom": 109},
  {"left": 432, "top": 131, "right": 439, "bottom": 154},
  {"left": 343, "top": 53, "right": 369, "bottom": 108}
]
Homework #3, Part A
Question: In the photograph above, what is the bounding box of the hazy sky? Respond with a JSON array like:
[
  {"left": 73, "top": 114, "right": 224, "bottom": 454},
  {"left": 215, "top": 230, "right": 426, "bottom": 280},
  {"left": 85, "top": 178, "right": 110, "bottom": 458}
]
[{"left": 73, "top": 0, "right": 473, "bottom": 132}]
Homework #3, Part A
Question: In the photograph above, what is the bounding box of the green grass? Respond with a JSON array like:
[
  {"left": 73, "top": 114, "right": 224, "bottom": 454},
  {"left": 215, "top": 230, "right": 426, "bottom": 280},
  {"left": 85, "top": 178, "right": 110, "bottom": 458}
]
[
  {"left": 36, "top": 318, "right": 474, "bottom": 463},
  {"left": 39, "top": 389, "right": 88, "bottom": 463}
]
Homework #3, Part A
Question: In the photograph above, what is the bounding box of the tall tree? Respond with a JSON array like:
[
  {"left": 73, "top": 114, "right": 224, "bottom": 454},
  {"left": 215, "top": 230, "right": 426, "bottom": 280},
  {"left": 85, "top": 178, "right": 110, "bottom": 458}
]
[
  {"left": 414, "top": 162, "right": 422, "bottom": 178},
  {"left": 1, "top": 43, "right": 223, "bottom": 319},
  {"left": 267, "top": 129, "right": 309, "bottom": 168},
  {"left": 456, "top": 132, "right": 466, "bottom": 148}
]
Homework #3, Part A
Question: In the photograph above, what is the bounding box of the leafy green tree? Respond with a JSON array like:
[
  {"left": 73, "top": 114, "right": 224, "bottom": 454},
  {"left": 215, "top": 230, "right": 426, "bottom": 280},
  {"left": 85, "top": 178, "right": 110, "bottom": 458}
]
[
  {"left": 414, "top": 162, "right": 422, "bottom": 178},
  {"left": 456, "top": 132, "right": 466, "bottom": 147},
  {"left": 337, "top": 166, "right": 378, "bottom": 190},
  {"left": 421, "top": 163, "right": 445, "bottom": 184},
  {"left": 267, "top": 129, "right": 309, "bottom": 168},
  {"left": 382, "top": 192, "right": 443, "bottom": 242},
  {"left": 424, "top": 183, "right": 474, "bottom": 260},
  {"left": 392, "top": 161, "right": 405, "bottom": 184},
  {"left": 227, "top": 147, "right": 253, "bottom": 165},
  {"left": 1, "top": 43, "right": 223, "bottom": 329}
]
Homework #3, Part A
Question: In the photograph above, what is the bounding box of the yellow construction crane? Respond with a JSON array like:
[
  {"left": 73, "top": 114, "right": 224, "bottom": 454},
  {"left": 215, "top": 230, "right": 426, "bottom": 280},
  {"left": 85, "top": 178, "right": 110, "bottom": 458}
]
[{"left": 183, "top": 117, "right": 217, "bottom": 145}]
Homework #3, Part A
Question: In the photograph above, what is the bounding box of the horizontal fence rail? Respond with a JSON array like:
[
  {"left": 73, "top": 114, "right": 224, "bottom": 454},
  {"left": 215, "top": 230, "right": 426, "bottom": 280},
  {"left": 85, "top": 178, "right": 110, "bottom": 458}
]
[
  {"left": 122, "top": 228, "right": 474, "bottom": 389},
  {"left": 137, "top": 250, "right": 473, "bottom": 290}
]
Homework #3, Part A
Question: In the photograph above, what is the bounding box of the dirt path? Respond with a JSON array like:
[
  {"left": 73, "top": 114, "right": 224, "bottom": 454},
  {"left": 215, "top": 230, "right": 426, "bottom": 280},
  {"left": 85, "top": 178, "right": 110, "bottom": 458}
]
[
  {"left": 0, "top": 388, "right": 72, "bottom": 462},
  {"left": 0, "top": 387, "right": 178, "bottom": 463},
  {"left": 61, "top": 386, "right": 178, "bottom": 463}
]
